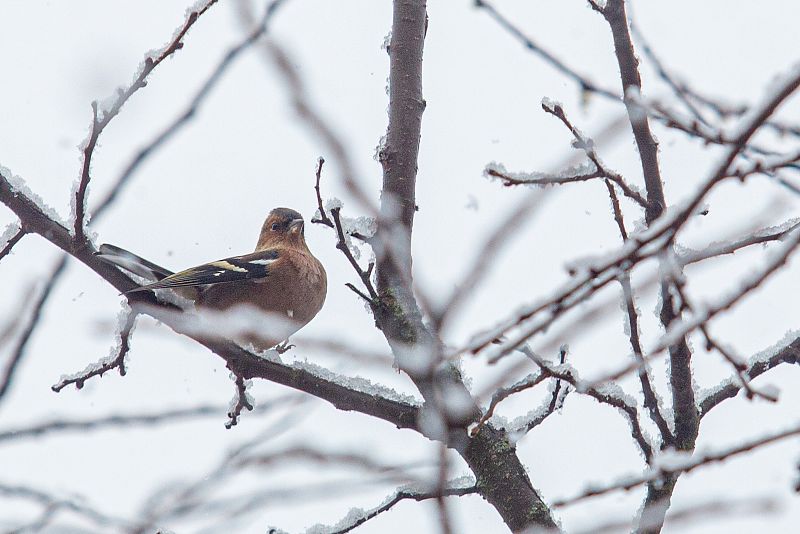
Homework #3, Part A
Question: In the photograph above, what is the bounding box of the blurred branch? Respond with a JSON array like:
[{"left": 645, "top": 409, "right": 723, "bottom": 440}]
[
  {"left": 554, "top": 422, "right": 800, "bottom": 507},
  {"left": 73, "top": 0, "right": 220, "bottom": 240},
  {"left": 92, "top": 0, "right": 287, "bottom": 221},
  {"left": 474, "top": 0, "right": 618, "bottom": 100},
  {"left": 0, "top": 403, "right": 287, "bottom": 443},
  {"left": 0, "top": 256, "right": 67, "bottom": 405},
  {"left": 0, "top": 482, "right": 131, "bottom": 530},
  {"left": 680, "top": 219, "right": 800, "bottom": 266}
]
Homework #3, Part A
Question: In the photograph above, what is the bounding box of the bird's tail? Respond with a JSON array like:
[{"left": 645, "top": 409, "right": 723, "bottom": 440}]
[{"left": 95, "top": 244, "right": 174, "bottom": 282}]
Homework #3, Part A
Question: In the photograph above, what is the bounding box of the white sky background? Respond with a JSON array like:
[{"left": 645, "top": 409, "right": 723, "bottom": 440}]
[{"left": 1, "top": 0, "right": 799, "bottom": 532}]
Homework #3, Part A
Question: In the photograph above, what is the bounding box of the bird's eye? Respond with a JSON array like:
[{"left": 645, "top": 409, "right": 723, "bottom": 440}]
[{"left": 271, "top": 223, "right": 280, "bottom": 231}]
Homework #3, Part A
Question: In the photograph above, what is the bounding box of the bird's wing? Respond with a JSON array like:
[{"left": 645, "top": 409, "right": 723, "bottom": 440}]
[
  {"left": 95, "top": 244, "right": 174, "bottom": 281},
  {"left": 125, "top": 249, "right": 281, "bottom": 293}
]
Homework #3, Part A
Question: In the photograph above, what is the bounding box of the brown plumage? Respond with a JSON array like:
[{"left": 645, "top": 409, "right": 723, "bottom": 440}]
[{"left": 96, "top": 208, "right": 327, "bottom": 350}]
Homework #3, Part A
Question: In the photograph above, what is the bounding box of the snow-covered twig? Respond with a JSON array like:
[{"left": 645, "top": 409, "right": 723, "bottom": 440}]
[
  {"left": 699, "top": 334, "right": 800, "bottom": 417},
  {"left": 0, "top": 222, "right": 25, "bottom": 263},
  {"left": 52, "top": 305, "right": 137, "bottom": 392},
  {"left": 520, "top": 346, "right": 654, "bottom": 461},
  {"left": 680, "top": 219, "right": 800, "bottom": 266},
  {"left": 653, "top": 228, "right": 800, "bottom": 355},
  {"left": 92, "top": 0, "right": 288, "bottom": 222},
  {"left": 225, "top": 373, "right": 254, "bottom": 429},
  {"left": 541, "top": 100, "right": 648, "bottom": 208},
  {"left": 470, "top": 370, "right": 548, "bottom": 437},
  {"left": 72, "top": 0, "right": 220, "bottom": 240},
  {"left": 309, "top": 478, "right": 478, "bottom": 534}
]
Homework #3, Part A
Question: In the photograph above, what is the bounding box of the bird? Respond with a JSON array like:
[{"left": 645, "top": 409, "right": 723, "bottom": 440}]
[{"left": 96, "top": 208, "right": 327, "bottom": 350}]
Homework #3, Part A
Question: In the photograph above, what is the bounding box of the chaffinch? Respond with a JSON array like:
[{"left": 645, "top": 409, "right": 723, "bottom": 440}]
[{"left": 96, "top": 207, "right": 327, "bottom": 350}]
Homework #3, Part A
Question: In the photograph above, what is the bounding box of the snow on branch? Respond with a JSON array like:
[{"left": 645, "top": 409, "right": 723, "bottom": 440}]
[
  {"left": 699, "top": 332, "right": 800, "bottom": 417},
  {"left": 52, "top": 304, "right": 137, "bottom": 392},
  {"left": 652, "top": 228, "right": 800, "bottom": 356},
  {"left": 225, "top": 373, "right": 254, "bottom": 429},
  {"left": 679, "top": 218, "right": 800, "bottom": 266},
  {"left": 0, "top": 221, "right": 25, "bottom": 263}
]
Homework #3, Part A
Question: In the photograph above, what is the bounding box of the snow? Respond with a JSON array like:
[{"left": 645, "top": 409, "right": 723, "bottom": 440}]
[
  {"left": 0, "top": 165, "right": 67, "bottom": 227},
  {"left": 483, "top": 160, "right": 598, "bottom": 186},
  {"left": 227, "top": 372, "right": 255, "bottom": 413},
  {"left": 541, "top": 96, "right": 562, "bottom": 113},
  {"left": 52, "top": 303, "right": 136, "bottom": 389},
  {"left": 0, "top": 220, "right": 21, "bottom": 249},
  {"left": 381, "top": 31, "right": 392, "bottom": 52},
  {"left": 315, "top": 197, "right": 376, "bottom": 260},
  {"left": 624, "top": 86, "right": 648, "bottom": 126},
  {"left": 69, "top": 173, "right": 90, "bottom": 237},
  {"left": 292, "top": 359, "right": 421, "bottom": 406}
]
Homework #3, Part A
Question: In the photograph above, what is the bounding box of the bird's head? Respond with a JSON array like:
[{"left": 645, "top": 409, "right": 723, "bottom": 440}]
[{"left": 256, "top": 208, "right": 307, "bottom": 250}]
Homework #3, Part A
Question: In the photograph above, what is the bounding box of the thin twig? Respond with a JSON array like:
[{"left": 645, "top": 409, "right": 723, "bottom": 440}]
[
  {"left": 604, "top": 180, "right": 673, "bottom": 447},
  {"left": 325, "top": 483, "right": 478, "bottom": 534},
  {"left": 331, "top": 207, "right": 378, "bottom": 301},
  {"left": 92, "top": 0, "right": 286, "bottom": 221},
  {"left": 0, "top": 225, "right": 26, "bottom": 262},
  {"left": 225, "top": 373, "right": 254, "bottom": 429},
  {"left": 73, "top": 0, "right": 220, "bottom": 239},
  {"left": 543, "top": 101, "right": 648, "bottom": 208},
  {"left": 312, "top": 157, "right": 334, "bottom": 227},
  {"left": 51, "top": 308, "right": 137, "bottom": 392}
]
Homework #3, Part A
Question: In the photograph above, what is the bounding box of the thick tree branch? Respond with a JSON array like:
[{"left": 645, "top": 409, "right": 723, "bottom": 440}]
[
  {"left": 0, "top": 172, "right": 420, "bottom": 433},
  {"left": 374, "top": 2, "right": 559, "bottom": 531}
]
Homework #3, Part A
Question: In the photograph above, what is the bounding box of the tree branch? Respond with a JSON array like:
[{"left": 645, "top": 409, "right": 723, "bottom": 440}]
[{"left": 0, "top": 171, "right": 421, "bottom": 433}]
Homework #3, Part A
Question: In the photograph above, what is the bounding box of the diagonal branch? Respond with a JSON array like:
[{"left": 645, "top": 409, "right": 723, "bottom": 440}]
[
  {"left": 0, "top": 223, "right": 26, "bottom": 262},
  {"left": 0, "top": 256, "right": 68, "bottom": 404},
  {"left": 699, "top": 336, "right": 800, "bottom": 417},
  {"left": 324, "top": 481, "right": 478, "bottom": 534}
]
